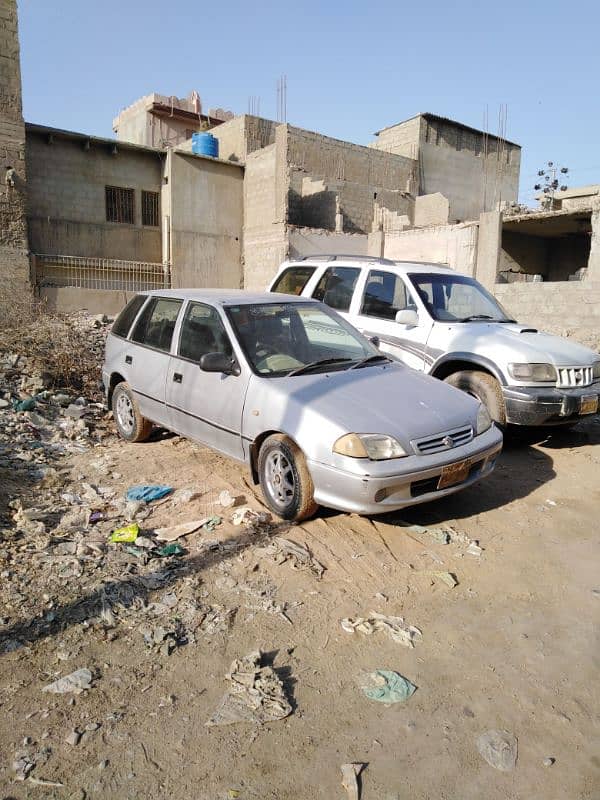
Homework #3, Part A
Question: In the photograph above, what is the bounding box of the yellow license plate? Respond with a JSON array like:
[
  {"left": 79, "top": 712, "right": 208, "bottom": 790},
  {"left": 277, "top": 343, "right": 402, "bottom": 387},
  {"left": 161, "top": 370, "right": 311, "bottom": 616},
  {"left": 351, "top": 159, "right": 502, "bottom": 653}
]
[
  {"left": 438, "top": 459, "right": 471, "bottom": 490},
  {"left": 580, "top": 395, "right": 598, "bottom": 415}
]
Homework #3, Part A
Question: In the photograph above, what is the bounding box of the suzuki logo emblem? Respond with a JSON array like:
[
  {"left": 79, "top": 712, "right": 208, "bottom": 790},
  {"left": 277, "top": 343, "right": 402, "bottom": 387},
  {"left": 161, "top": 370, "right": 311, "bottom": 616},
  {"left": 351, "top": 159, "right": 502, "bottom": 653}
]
[{"left": 442, "top": 436, "right": 454, "bottom": 449}]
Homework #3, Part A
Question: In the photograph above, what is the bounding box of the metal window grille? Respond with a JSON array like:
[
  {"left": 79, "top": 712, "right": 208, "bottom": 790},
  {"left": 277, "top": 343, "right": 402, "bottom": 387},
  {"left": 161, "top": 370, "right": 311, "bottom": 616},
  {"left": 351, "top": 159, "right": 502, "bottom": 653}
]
[
  {"left": 106, "top": 186, "right": 135, "bottom": 224},
  {"left": 141, "top": 190, "right": 160, "bottom": 227},
  {"left": 34, "top": 254, "right": 169, "bottom": 291}
]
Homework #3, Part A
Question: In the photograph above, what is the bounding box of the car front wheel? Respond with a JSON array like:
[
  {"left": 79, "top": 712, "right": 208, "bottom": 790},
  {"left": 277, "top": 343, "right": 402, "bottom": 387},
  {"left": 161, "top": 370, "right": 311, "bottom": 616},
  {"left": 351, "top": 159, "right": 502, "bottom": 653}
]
[
  {"left": 258, "top": 434, "right": 318, "bottom": 521},
  {"left": 444, "top": 370, "right": 506, "bottom": 427},
  {"left": 112, "top": 382, "right": 153, "bottom": 443}
]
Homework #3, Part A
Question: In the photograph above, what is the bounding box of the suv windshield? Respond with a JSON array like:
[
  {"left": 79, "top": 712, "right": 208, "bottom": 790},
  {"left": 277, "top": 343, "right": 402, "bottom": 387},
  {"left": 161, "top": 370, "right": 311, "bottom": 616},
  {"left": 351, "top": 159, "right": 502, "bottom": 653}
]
[
  {"left": 227, "top": 302, "right": 381, "bottom": 376},
  {"left": 408, "top": 273, "right": 514, "bottom": 323}
]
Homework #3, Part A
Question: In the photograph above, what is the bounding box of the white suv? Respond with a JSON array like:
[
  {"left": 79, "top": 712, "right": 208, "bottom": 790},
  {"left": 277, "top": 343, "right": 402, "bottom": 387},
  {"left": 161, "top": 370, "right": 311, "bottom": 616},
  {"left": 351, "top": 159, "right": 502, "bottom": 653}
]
[{"left": 269, "top": 256, "right": 600, "bottom": 427}]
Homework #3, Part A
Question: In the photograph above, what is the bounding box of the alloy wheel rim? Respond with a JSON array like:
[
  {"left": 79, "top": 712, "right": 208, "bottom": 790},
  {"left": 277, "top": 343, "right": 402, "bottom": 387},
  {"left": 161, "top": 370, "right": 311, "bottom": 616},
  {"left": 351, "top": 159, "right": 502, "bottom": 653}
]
[
  {"left": 115, "top": 393, "right": 135, "bottom": 434},
  {"left": 264, "top": 450, "right": 295, "bottom": 509}
]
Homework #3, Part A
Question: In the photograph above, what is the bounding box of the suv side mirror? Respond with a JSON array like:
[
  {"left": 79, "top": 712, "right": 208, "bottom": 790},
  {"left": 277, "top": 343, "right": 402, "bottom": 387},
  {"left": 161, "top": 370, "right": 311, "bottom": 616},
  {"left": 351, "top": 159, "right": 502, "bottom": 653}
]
[
  {"left": 395, "top": 309, "right": 419, "bottom": 326},
  {"left": 199, "top": 352, "right": 240, "bottom": 376},
  {"left": 369, "top": 335, "right": 380, "bottom": 348}
]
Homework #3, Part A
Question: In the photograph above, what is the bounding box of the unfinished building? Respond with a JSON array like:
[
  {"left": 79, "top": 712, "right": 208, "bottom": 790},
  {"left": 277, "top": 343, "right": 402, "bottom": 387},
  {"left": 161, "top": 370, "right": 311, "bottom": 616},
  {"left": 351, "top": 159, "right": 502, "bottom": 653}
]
[{"left": 1, "top": 0, "right": 598, "bottom": 347}]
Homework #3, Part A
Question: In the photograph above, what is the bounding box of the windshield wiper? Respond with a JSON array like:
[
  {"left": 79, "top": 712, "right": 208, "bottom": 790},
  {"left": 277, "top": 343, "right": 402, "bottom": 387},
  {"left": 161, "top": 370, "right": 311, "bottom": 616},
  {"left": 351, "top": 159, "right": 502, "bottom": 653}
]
[
  {"left": 459, "top": 314, "right": 495, "bottom": 322},
  {"left": 287, "top": 357, "right": 353, "bottom": 376},
  {"left": 349, "top": 354, "right": 392, "bottom": 370}
]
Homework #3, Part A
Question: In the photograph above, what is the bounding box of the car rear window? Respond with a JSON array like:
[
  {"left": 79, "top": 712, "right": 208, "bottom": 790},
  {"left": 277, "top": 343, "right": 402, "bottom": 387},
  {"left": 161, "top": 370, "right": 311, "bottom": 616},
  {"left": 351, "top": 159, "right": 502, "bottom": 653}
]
[
  {"left": 131, "top": 297, "right": 183, "bottom": 352},
  {"left": 271, "top": 266, "right": 316, "bottom": 296},
  {"left": 111, "top": 295, "right": 147, "bottom": 338}
]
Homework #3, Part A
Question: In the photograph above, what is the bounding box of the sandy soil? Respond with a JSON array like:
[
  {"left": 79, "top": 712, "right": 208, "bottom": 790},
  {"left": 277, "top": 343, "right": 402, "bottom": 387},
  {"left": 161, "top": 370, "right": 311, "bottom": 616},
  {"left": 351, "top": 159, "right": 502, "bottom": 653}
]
[{"left": 1, "top": 418, "right": 599, "bottom": 799}]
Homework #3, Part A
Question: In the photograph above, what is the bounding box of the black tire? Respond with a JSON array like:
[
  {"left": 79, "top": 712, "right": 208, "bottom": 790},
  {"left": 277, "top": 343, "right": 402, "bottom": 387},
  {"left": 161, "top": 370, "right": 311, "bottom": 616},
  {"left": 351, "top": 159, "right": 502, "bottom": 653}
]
[
  {"left": 445, "top": 370, "right": 506, "bottom": 426},
  {"left": 258, "top": 434, "right": 318, "bottom": 522},
  {"left": 111, "top": 382, "right": 153, "bottom": 443}
]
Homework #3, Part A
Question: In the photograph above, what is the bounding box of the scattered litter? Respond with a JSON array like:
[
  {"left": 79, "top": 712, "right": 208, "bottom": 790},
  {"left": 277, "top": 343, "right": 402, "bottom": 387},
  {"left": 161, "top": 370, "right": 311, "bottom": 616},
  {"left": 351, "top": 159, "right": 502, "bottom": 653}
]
[
  {"left": 13, "top": 756, "right": 35, "bottom": 781},
  {"left": 467, "top": 541, "right": 483, "bottom": 557},
  {"left": 154, "top": 519, "right": 209, "bottom": 542},
  {"left": 219, "top": 489, "right": 243, "bottom": 508},
  {"left": 206, "top": 650, "right": 292, "bottom": 726},
  {"left": 263, "top": 537, "right": 325, "bottom": 579},
  {"left": 171, "top": 488, "right": 201, "bottom": 505},
  {"left": 341, "top": 762, "right": 366, "bottom": 800},
  {"left": 407, "top": 524, "right": 450, "bottom": 544},
  {"left": 28, "top": 776, "right": 64, "bottom": 787},
  {"left": 476, "top": 729, "right": 518, "bottom": 771},
  {"left": 110, "top": 523, "right": 139, "bottom": 543},
  {"left": 341, "top": 612, "right": 422, "bottom": 647},
  {"left": 42, "top": 668, "right": 93, "bottom": 694},
  {"left": 429, "top": 571, "right": 459, "bottom": 588},
  {"left": 89, "top": 510, "right": 103, "bottom": 524},
  {"left": 361, "top": 670, "right": 416, "bottom": 704},
  {"left": 126, "top": 485, "right": 173, "bottom": 503},
  {"left": 142, "top": 626, "right": 179, "bottom": 656},
  {"left": 231, "top": 506, "right": 258, "bottom": 526},
  {"left": 156, "top": 543, "right": 185, "bottom": 558},
  {"left": 65, "top": 729, "right": 82, "bottom": 746},
  {"left": 14, "top": 397, "right": 36, "bottom": 412},
  {"left": 228, "top": 791, "right": 241, "bottom": 799},
  {"left": 543, "top": 757, "right": 555, "bottom": 767}
]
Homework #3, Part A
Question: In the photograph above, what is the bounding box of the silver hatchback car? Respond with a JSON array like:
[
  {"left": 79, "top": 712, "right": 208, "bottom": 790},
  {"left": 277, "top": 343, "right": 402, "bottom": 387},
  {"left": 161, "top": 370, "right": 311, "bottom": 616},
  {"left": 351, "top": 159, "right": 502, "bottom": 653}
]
[{"left": 102, "top": 290, "right": 503, "bottom": 521}]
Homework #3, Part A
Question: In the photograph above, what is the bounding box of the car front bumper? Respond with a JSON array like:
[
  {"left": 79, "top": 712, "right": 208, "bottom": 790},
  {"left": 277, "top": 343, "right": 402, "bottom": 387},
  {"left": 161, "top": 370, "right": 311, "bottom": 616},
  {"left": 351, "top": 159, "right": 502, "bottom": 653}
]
[
  {"left": 306, "top": 426, "right": 503, "bottom": 515},
  {"left": 503, "top": 383, "right": 600, "bottom": 426}
]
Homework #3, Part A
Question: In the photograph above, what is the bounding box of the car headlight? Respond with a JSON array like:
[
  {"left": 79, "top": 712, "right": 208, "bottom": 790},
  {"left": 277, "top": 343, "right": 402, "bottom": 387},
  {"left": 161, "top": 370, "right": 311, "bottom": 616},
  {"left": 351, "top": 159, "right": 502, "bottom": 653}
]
[
  {"left": 507, "top": 362, "right": 557, "bottom": 382},
  {"left": 333, "top": 433, "right": 407, "bottom": 460},
  {"left": 593, "top": 361, "right": 600, "bottom": 380},
  {"left": 476, "top": 404, "right": 492, "bottom": 435}
]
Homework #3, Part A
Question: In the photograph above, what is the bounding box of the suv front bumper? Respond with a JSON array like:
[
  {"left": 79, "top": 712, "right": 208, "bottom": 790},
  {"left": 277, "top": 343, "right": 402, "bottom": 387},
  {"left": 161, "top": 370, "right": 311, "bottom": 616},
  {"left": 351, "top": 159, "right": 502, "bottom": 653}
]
[{"left": 503, "top": 384, "right": 600, "bottom": 426}]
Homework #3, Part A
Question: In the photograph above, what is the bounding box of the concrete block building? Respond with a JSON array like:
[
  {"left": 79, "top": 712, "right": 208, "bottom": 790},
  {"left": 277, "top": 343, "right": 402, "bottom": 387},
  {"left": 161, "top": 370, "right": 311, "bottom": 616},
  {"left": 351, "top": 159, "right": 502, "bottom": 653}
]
[{"left": 1, "top": 0, "right": 599, "bottom": 346}]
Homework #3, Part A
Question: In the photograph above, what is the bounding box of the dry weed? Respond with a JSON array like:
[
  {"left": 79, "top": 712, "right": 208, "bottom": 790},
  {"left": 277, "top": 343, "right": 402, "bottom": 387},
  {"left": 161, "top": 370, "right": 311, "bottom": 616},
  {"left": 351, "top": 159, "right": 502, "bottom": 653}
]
[{"left": 0, "top": 280, "right": 102, "bottom": 399}]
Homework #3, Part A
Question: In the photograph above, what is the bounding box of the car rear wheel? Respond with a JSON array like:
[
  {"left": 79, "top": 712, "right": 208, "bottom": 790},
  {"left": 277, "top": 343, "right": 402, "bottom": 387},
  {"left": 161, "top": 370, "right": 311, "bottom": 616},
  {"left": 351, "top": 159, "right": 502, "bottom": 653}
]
[
  {"left": 112, "top": 382, "right": 153, "bottom": 443},
  {"left": 445, "top": 370, "right": 506, "bottom": 427},
  {"left": 258, "top": 434, "right": 318, "bottom": 521}
]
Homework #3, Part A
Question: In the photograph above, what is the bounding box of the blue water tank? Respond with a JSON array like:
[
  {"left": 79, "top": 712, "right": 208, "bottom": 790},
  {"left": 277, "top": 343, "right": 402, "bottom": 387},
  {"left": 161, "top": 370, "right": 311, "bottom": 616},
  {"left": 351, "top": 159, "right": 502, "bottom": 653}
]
[{"left": 191, "top": 132, "right": 219, "bottom": 158}]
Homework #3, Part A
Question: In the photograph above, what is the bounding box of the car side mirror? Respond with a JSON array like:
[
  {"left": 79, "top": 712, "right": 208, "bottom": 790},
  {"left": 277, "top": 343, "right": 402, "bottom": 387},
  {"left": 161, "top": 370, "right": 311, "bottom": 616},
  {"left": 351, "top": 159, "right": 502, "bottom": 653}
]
[
  {"left": 395, "top": 309, "right": 419, "bottom": 326},
  {"left": 369, "top": 335, "right": 380, "bottom": 348},
  {"left": 199, "top": 352, "right": 240, "bottom": 376}
]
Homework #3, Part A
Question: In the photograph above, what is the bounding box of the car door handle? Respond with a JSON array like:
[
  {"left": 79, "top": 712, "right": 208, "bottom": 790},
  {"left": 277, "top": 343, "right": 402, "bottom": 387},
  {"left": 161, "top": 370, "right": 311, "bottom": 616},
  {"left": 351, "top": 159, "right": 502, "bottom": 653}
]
[
  {"left": 173, "top": 373, "right": 183, "bottom": 384},
  {"left": 125, "top": 355, "right": 132, "bottom": 364}
]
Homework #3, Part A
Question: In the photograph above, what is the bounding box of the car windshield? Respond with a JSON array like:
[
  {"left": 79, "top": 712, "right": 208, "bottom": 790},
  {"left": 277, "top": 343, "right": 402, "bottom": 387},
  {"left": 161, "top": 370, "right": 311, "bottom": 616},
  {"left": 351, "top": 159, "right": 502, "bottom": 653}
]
[
  {"left": 226, "top": 302, "right": 381, "bottom": 377},
  {"left": 407, "top": 273, "right": 514, "bottom": 323}
]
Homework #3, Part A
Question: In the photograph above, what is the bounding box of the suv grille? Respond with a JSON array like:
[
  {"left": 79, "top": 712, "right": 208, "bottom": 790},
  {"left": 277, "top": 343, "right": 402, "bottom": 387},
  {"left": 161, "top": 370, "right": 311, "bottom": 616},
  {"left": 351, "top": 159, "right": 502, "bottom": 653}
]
[
  {"left": 412, "top": 425, "right": 473, "bottom": 455},
  {"left": 556, "top": 366, "right": 593, "bottom": 389}
]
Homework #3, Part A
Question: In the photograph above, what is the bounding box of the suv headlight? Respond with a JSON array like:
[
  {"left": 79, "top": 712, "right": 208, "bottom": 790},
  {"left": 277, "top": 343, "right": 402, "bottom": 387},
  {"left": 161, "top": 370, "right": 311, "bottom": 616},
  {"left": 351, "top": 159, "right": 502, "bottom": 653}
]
[
  {"left": 476, "top": 404, "right": 492, "bottom": 435},
  {"left": 507, "top": 362, "right": 557, "bottom": 382},
  {"left": 333, "top": 433, "right": 407, "bottom": 460},
  {"left": 593, "top": 361, "right": 600, "bottom": 380}
]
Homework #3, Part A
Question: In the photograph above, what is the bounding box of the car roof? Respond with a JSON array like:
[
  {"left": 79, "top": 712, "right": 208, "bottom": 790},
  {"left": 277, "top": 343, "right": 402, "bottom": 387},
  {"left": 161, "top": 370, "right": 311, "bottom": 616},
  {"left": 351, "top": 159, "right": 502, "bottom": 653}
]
[
  {"left": 280, "top": 257, "right": 456, "bottom": 276},
  {"left": 140, "top": 288, "right": 311, "bottom": 306}
]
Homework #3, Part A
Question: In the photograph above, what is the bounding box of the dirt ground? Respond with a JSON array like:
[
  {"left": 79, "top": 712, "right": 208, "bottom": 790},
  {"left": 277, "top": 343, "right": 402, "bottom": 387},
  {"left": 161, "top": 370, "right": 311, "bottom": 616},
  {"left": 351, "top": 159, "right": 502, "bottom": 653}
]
[{"left": 1, "top": 415, "right": 599, "bottom": 800}]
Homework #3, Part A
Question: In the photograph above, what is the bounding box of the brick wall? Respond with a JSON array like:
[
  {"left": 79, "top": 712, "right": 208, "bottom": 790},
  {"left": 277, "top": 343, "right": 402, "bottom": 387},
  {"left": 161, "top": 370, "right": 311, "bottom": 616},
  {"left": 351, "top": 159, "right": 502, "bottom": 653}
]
[
  {"left": 0, "top": 0, "right": 30, "bottom": 288},
  {"left": 26, "top": 129, "right": 163, "bottom": 262},
  {"left": 209, "top": 115, "right": 279, "bottom": 163},
  {"left": 494, "top": 281, "right": 600, "bottom": 350}
]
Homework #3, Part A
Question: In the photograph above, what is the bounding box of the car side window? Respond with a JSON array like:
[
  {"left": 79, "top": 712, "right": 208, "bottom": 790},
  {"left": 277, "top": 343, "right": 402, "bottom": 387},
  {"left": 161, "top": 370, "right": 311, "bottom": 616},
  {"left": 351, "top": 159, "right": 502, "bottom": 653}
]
[
  {"left": 312, "top": 267, "right": 361, "bottom": 311},
  {"left": 360, "top": 270, "right": 410, "bottom": 320},
  {"left": 112, "top": 295, "right": 147, "bottom": 338},
  {"left": 178, "top": 302, "right": 233, "bottom": 363},
  {"left": 271, "top": 266, "right": 316, "bottom": 296},
  {"left": 130, "top": 297, "right": 183, "bottom": 352}
]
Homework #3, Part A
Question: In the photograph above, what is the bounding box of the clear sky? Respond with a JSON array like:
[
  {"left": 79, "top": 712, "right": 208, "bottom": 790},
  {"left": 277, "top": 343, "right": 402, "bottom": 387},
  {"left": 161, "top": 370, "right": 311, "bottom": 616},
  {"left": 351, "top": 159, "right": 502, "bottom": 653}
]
[{"left": 17, "top": 0, "right": 600, "bottom": 205}]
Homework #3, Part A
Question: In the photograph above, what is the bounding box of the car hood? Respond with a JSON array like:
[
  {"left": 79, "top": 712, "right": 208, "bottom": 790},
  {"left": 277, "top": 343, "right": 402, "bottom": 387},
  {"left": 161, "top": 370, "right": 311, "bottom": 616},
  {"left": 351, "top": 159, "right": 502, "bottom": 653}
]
[
  {"left": 246, "top": 362, "right": 482, "bottom": 457},
  {"left": 448, "top": 322, "right": 599, "bottom": 365}
]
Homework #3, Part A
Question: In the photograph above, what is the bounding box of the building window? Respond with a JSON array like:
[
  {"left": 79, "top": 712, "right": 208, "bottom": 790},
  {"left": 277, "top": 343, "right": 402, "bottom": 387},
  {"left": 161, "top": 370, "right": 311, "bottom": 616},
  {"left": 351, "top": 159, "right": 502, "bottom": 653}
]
[
  {"left": 141, "top": 190, "right": 160, "bottom": 227},
  {"left": 106, "top": 186, "right": 134, "bottom": 224}
]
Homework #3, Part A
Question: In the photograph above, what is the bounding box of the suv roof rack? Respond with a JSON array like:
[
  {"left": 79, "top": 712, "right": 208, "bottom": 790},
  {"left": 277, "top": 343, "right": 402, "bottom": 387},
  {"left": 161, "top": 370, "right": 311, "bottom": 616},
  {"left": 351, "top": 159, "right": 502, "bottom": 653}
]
[{"left": 296, "top": 254, "right": 397, "bottom": 265}]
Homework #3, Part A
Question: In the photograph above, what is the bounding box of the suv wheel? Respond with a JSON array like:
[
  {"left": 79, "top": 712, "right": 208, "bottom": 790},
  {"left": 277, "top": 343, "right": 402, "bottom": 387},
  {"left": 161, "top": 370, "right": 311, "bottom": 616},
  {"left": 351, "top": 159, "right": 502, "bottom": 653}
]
[
  {"left": 258, "top": 434, "right": 318, "bottom": 521},
  {"left": 112, "top": 382, "right": 153, "bottom": 442},
  {"left": 445, "top": 370, "right": 506, "bottom": 427}
]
